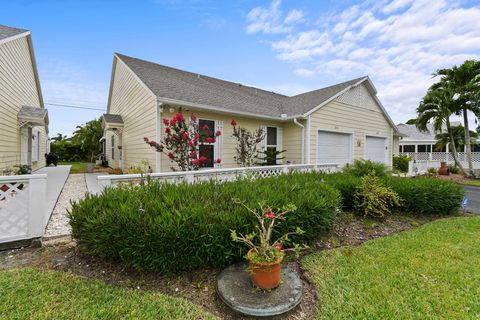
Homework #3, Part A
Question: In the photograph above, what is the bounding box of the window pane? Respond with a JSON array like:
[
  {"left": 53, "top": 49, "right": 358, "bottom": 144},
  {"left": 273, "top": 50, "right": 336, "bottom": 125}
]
[
  {"left": 199, "top": 144, "right": 214, "bottom": 168},
  {"left": 265, "top": 146, "right": 277, "bottom": 165},
  {"left": 267, "top": 127, "right": 277, "bottom": 146},
  {"left": 403, "top": 145, "right": 415, "bottom": 152},
  {"left": 199, "top": 119, "right": 215, "bottom": 142},
  {"left": 417, "top": 145, "right": 426, "bottom": 152}
]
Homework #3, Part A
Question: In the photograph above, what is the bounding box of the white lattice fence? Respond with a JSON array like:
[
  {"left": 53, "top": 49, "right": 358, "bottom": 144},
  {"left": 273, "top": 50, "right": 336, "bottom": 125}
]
[
  {"left": 403, "top": 152, "right": 480, "bottom": 175},
  {"left": 0, "top": 174, "right": 47, "bottom": 244},
  {"left": 97, "top": 164, "right": 339, "bottom": 189}
]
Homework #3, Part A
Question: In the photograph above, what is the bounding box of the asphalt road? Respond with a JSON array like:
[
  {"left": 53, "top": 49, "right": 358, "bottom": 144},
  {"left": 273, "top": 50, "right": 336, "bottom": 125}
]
[{"left": 463, "top": 186, "right": 480, "bottom": 214}]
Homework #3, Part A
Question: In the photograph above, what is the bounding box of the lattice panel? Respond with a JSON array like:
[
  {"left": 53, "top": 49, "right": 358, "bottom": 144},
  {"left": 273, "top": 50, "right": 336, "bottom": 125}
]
[
  {"left": 0, "top": 181, "right": 29, "bottom": 241},
  {"left": 248, "top": 169, "right": 283, "bottom": 179},
  {"left": 335, "top": 83, "right": 378, "bottom": 110}
]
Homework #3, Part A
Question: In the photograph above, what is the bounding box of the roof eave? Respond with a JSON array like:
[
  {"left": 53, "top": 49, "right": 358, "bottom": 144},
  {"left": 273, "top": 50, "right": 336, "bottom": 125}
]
[{"left": 156, "top": 97, "right": 306, "bottom": 121}]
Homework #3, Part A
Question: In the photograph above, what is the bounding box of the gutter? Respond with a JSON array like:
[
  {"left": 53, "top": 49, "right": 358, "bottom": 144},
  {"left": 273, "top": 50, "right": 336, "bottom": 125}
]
[{"left": 293, "top": 118, "right": 305, "bottom": 164}]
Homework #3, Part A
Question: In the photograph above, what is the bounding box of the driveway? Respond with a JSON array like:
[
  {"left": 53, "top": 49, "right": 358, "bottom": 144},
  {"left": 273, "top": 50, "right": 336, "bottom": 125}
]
[{"left": 463, "top": 185, "right": 480, "bottom": 214}]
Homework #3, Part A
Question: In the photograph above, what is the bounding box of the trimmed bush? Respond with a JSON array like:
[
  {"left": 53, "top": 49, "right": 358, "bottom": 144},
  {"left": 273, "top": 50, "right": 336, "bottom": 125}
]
[
  {"left": 382, "top": 176, "right": 465, "bottom": 215},
  {"left": 69, "top": 173, "right": 341, "bottom": 273},
  {"left": 319, "top": 172, "right": 463, "bottom": 215},
  {"left": 343, "top": 159, "right": 389, "bottom": 177},
  {"left": 393, "top": 154, "right": 410, "bottom": 173}
]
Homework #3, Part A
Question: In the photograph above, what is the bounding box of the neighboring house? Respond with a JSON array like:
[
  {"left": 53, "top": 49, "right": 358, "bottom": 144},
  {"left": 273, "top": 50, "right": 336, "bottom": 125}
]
[
  {"left": 102, "top": 53, "right": 398, "bottom": 172},
  {"left": 0, "top": 25, "right": 48, "bottom": 173},
  {"left": 396, "top": 122, "right": 463, "bottom": 153}
]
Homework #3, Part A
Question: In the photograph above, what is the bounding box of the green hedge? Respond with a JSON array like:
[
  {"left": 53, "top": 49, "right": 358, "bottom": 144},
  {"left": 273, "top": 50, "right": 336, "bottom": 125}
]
[
  {"left": 319, "top": 172, "right": 464, "bottom": 215},
  {"left": 69, "top": 174, "right": 341, "bottom": 273}
]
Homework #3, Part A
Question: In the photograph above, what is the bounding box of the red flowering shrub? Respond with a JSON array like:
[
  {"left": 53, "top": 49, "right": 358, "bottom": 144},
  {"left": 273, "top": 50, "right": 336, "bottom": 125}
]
[
  {"left": 144, "top": 113, "right": 221, "bottom": 171},
  {"left": 231, "top": 120, "right": 265, "bottom": 167}
]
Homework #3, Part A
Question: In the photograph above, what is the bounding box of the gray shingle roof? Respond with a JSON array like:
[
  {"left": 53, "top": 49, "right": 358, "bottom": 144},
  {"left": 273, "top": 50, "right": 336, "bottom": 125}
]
[
  {"left": 103, "top": 113, "right": 124, "bottom": 124},
  {"left": 116, "top": 53, "right": 367, "bottom": 118},
  {"left": 0, "top": 24, "right": 28, "bottom": 41},
  {"left": 18, "top": 105, "right": 48, "bottom": 126},
  {"left": 397, "top": 121, "right": 462, "bottom": 140}
]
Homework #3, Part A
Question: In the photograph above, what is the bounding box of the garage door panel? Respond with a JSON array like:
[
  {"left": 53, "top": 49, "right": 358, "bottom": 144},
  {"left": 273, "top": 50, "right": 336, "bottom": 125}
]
[
  {"left": 317, "top": 131, "right": 351, "bottom": 166},
  {"left": 365, "top": 136, "right": 387, "bottom": 164}
]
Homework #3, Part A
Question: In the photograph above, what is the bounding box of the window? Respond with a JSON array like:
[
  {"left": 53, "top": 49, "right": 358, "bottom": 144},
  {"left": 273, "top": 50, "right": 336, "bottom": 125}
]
[
  {"left": 265, "top": 127, "right": 278, "bottom": 165},
  {"left": 399, "top": 145, "right": 403, "bottom": 153},
  {"left": 111, "top": 135, "right": 115, "bottom": 160},
  {"left": 402, "top": 145, "right": 415, "bottom": 152},
  {"left": 199, "top": 119, "right": 216, "bottom": 168}
]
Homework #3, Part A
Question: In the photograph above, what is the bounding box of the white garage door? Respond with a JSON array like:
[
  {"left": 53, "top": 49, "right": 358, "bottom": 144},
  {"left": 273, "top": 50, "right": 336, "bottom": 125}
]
[
  {"left": 365, "top": 136, "right": 387, "bottom": 164},
  {"left": 317, "top": 131, "right": 352, "bottom": 165}
]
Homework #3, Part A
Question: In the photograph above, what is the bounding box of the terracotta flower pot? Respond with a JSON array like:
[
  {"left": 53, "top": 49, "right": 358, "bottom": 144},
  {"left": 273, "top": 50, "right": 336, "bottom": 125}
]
[
  {"left": 247, "top": 249, "right": 284, "bottom": 289},
  {"left": 438, "top": 162, "right": 449, "bottom": 175}
]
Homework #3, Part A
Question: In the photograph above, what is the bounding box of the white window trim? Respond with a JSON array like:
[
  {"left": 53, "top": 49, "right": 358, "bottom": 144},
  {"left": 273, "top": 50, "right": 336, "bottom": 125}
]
[{"left": 198, "top": 118, "right": 223, "bottom": 169}]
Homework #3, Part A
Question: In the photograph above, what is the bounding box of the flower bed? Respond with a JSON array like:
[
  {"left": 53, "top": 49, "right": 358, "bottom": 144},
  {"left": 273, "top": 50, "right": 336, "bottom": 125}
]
[{"left": 69, "top": 173, "right": 341, "bottom": 273}]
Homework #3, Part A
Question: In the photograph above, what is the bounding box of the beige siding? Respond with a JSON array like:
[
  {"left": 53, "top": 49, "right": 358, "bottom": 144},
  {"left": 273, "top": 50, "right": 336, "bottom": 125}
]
[
  {"left": 0, "top": 35, "right": 45, "bottom": 172},
  {"left": 283, "top": 120, "right": 304, "bottom": 164},
  {"left": 106, "top": 58, "right": 157, "bottom": 172},
  {"left": 159, "top": 108, "right": 301, "bottom": 171},
  {"left": 309, "top": 83, "right": 394, "bottom": 166},
  {"left": 393, "top": 136, "right": 400, "bottom": 155}
]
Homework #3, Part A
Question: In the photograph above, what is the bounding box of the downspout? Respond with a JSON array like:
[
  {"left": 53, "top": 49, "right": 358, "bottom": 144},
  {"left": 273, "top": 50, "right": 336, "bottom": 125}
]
[
  {"left": 306, "top": 115, "right": 311, "bottom": 164},
  {"left": 293, "top": 118, "right": 305, "bottom": 164},
  {"left": 156, "top": 102, "right": 163, "bottom": 172}
]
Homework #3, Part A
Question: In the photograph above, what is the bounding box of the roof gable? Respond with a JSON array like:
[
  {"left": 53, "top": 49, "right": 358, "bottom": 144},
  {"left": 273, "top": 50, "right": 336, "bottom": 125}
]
[
  {"left": 0, "top": 24, "right": 28, "bottom": 42},
  {"left": 335, "top": 82, "right": 379, "bottom": 111}
]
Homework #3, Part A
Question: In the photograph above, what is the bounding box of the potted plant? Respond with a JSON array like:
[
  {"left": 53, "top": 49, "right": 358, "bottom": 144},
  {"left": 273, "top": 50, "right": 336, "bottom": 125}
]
[{"left": 230, "top": 199, "right": 306, "bottom": 289}]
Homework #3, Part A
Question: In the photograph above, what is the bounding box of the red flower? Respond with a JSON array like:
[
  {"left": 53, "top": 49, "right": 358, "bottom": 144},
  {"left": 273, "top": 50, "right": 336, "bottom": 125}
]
[
  {"left": 276, "top": 243, "right": 282, "bottom": 251},
  {"left": 181, "top": 132, "right": 189, "bottom": 140},
  {"left": 168, "top": 152, "right": 174, "bottom": 159},
  {"left": 174, "top": 113, "right": 185, "bottom": 122},
  {"left": 195, "top": 133, "right": 200, "bottom": 139},
  {"left": 162, "top": 118, "right": 169, "bottom": 126},
  {"left": 188, "top": 140, "right": 194, "bottom": 147},
  {"left": 230, "top": 119, "right": 237, "bottom": 126},
  {"left": 143, "top": 137, "right": 149, "bottom": 142},
  {"left": 165, "top": 127, "right": 171, "bottom": 133},
  {"left": 199, "top": 156, "right": 207, "bottom": 162},
  {"left": 215, "top": 158, "right": 221, "bottom": 164},
  {"left": 197, "top": 124, "right": 201, "bottom": 130},
  {"left": 203, "top": 124, "right": 209, "bottom": 130},
  {"left": 191, "top": 159, "right": 199, "bottom": 165},
  {"left": 191, "top": 114, "right": 197, "bottom": 122},
  {"left": 190, "top": 150, "right": 197, "bottom": 158},
  {"left": 149, "top": 141, "right": 156, "bottom": 147},
  {"left": 264, "top": 211, "right": 275, "bottom": 219},
  {"left": 205, "top": 137, "right": 215, "bottom": 143},
  {"left": 215, "top": 130, "right": 221, "bottom": 137},
  {"left": 170, "top": 119, "right": 177, "bottom": 126}
]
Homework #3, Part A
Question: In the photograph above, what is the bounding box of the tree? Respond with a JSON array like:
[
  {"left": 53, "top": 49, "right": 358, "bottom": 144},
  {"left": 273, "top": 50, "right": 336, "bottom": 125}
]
[
  {"left": 433, "top": 60, "right": 480, "bottom": 176},
  {"left": 435, "top": 125, "right": 478, "bottom": 152},
  {"left": 72, "top": 118, "right": 103, "bottom": 162},
  {"left": 50, "top": 133, "right": 66, "bottom": 142},
  {"left": 415, "top": 87, "right": 465, "bottom": 173},
  {"left": 257, "top": 148, "right": 286, "bottom": 166},
  {"left": 230, "top": 120, "right": 265, "bottom": 167},
  {"left": 145, "top": 113, "right": 221, "bottom": 171}
]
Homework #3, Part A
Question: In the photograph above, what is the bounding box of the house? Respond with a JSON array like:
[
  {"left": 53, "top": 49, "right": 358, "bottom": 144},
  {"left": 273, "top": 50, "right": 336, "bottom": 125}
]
[
  {"left": 102, "top": 53, "right": 398, "bottom": 172},
  {"left": 0, "top": 25, "right": 49, "bottom": 173}
]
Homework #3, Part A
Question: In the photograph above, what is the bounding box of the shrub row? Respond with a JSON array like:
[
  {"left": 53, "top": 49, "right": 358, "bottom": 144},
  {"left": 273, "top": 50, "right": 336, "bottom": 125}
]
[
  {"left": 318, "top": 172, "right": 464, "bottom": 215},
  {"left": 69, "top": 173, "right": 341, "bottom": 273}
]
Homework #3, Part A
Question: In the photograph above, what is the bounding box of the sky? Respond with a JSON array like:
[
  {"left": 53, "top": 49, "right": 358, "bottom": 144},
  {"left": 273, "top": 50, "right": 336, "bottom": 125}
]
[{"left": 2, "top": 0, "right": 480, "bottom": 136}]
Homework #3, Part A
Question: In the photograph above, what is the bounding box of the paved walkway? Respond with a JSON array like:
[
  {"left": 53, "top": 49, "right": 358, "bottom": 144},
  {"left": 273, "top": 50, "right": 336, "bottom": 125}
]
[
  {"left": 85, "top": 173, "right": 103, "bottom": 195},
  {"left": 35, "top": 165, "right": 71, "bottom": 220},
  {"left": 44, "top": 173, "right": 87, "bottom": 237}
]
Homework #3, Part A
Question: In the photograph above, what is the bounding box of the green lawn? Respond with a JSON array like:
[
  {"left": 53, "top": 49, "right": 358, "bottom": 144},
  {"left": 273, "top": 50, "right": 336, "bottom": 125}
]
[
  {"left": 0, "top": 268, "right": 216, "bottom": 320},
  {"left": 458, "top": 179, "right": 480, "bottom": 187},
  {"left": 59, "top": 161, "right": 88, "bottom": 174},
  {"left": 303, "top": 216, "right": 480, "bottom": 319}
]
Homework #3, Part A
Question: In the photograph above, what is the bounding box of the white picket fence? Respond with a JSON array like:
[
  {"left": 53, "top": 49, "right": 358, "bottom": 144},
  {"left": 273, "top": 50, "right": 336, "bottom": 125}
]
[
  {"left": 97, "top": 163, "right": 339, "bottom": 189},
  {"left": 0, "top": 174, "right": 47, "bottom": 244},
  {"left": 401, "top": 152, "right": 480, "bottom": 175}
]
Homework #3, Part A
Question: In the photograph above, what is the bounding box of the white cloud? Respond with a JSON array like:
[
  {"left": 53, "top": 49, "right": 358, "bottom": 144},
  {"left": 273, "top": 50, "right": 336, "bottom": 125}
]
[
  {"left": 246, "top": 0, "right": 304, "bottom": 34},
  {"left": 246, "top": 0, "right": 480, "bottom": 123}
]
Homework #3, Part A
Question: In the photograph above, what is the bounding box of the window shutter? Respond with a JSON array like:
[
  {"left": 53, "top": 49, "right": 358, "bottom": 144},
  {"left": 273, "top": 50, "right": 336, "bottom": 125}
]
[
  {"left": 277, "top": 126, "right": 283, "bottom": 164},
  {"left": 261, "top": 125, "right": 267, "bottom": 151},
  {"left": 214, "top": 120, "right": 223, "bottom": 168}
]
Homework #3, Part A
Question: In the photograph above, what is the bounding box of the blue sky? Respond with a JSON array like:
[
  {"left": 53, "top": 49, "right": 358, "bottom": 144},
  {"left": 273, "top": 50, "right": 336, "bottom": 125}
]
[{"left": 2, "top": 0, "right": 479, "bottom": 136}]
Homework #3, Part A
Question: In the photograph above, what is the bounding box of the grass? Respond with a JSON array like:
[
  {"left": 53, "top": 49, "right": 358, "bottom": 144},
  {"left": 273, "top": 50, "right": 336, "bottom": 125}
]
[
  {"left": 0, "top": 268, "right": 216, "bottom": 320},
  {"left": 303, "top": 216, "right": 480, "bottom": 319},
  {"left": 59, "top": 161, "right": 87, "bottom": 174},
  {"left": 458, "top": 179, "right": 480, "bottom": 187}
]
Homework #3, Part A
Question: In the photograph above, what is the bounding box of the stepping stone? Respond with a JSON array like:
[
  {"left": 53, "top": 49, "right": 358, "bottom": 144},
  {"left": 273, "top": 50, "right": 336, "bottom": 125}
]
[{"left": 216, "top": 262, "right": 303, "bottom": 317}]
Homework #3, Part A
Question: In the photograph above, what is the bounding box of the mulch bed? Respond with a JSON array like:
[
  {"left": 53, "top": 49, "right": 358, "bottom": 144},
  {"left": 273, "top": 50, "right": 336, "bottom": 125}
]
[{"left": 0, "top": 213, "right": 450, "bottom": 319}]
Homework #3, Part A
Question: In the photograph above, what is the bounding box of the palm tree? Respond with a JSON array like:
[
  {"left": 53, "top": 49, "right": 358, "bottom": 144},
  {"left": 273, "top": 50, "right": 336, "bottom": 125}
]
[
  {"left": 433, "top": 60, "right": 480, "bottom": 176},
  {"left": 415, "top": 87, "right": 465, "bottom": 173},
  {"left": 435, "top": 125, "right": 478, "bottom": 152}
]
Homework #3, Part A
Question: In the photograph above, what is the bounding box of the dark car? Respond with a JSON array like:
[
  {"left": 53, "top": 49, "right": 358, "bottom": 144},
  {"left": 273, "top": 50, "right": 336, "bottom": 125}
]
[{"left": 45, "top": 152, "right": 59, "bottom": 166}]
